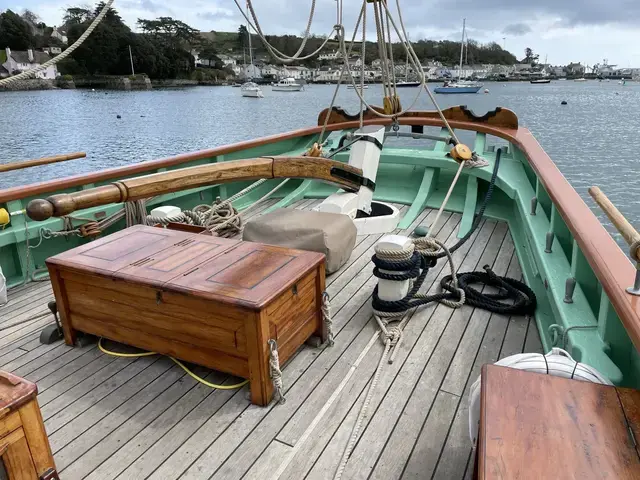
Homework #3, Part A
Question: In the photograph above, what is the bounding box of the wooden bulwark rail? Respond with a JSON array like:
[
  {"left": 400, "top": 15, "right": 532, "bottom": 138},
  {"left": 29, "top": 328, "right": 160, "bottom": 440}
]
[
  {"left": 589, "top": 186, "right": 640, "bottom": 251},
  {"left": 0, "top": 152, "right": 86, "bottom": 173},
  {"left": 25, "top": 156, "right": 364, "bottom": 221}
]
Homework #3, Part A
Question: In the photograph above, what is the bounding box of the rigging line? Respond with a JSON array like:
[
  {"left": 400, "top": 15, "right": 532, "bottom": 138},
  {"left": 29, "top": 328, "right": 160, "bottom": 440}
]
[
  {"left": 372, "top": 0, "right": 390, "bottom": 99},
  {"left": 359, "top": 1, "right": 367, "bottom": 128},
  {"left": 387, "top": 0, "right": 461, "bottom": 144},
  {"left": 337, "top": 27, "right": 423, "bottom": 119},
  {"left": 0, "top": 0, "right": 115, "bottom": 86},
  {"left": 232, "top": 0, "right": 335, "bottom": 62},
  {"left": 318, "top": 3, "right": 366, "bottom": 145},
  {"left": 384, "top": 1, "right": 398, "bottom": 95}
]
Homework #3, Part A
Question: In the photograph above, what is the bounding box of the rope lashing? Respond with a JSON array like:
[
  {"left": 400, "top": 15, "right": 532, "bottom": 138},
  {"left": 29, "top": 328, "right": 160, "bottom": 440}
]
[
  {"left": 268, "top": 339, "right": 286, "bottom": 404},
  {"left": 548, "top": 323, "right": 598, "bottom": 348},
  {"left": 322, "top": 292, "right": 335, "bottom": 346},
  {"left": 440, "top": 265, "right": 537, "bottom": 316}
]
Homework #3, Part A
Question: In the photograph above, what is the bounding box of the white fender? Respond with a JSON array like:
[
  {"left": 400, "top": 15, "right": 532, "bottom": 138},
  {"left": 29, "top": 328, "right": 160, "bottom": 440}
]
[{"left": 468, "top": 348, "right": 612, "bottom": 446}]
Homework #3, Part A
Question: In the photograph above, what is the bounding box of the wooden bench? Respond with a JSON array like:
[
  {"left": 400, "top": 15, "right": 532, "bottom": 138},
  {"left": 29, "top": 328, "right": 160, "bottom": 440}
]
[
  {"left": 0, "top": 371, "right": 57, "bottom": 479},
  {"left": 46, "top": 225, "right": 326, "bottom": 406},
  {"left": 475, "top": 364, "right": 640, "bottom": 479}
]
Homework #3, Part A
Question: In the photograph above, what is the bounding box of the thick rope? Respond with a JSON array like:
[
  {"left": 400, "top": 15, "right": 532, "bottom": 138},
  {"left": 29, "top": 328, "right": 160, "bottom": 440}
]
[
  {"left": 268, "top": 339, "right": 286, "bottom": 404},
  {"left": 234, "top": 0, "right": 337, "bottom": 63},
  {"left": 0, "top": 0, "right": 115, "bottom": 86}
]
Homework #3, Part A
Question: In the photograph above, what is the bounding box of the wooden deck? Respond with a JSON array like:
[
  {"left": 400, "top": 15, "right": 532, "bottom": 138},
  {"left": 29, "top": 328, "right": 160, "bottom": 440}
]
[{"left": 0, "top": 200, "right": 542, "bottom": 480}]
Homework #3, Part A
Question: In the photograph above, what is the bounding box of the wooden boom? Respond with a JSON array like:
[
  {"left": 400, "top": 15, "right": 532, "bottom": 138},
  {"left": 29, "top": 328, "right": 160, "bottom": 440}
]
[
  {"left": 0, "top": 152, "right": 86, "bottom": 173},
  {"left": 26, "top": 156, "right": 364, "bottom": 221}
]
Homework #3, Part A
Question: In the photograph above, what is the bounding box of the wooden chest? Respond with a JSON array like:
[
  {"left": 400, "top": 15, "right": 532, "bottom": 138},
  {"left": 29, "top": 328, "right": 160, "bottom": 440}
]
[{"left": 46, "top": 225, "right": 326, "bottom": 406}]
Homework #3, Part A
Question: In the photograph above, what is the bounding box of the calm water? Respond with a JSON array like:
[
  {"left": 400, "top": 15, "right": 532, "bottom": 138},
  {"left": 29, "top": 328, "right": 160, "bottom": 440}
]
[{"left": 1, "top": 81, "right": 639, "bottom": 247}]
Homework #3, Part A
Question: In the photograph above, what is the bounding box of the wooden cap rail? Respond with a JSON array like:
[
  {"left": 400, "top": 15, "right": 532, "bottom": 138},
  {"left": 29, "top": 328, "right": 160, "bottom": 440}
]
[
  {"left": 25, "top": 156, "right": 364, "bottom": 221},
  {"left": 0, "top": 152, "right": 86, "bottom": 174},
  {"left": 589, "top": 186, "right": 640, "bottom": 259}
]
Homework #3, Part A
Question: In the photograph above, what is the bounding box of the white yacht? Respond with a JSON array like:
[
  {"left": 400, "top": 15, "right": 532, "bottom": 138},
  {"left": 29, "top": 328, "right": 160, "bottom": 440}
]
[
  {"left": 272, "top": 78, "right": 304, "bottom": 92},
  {"left": 241, "top": 82, "right": 264, "bottom": 98}
]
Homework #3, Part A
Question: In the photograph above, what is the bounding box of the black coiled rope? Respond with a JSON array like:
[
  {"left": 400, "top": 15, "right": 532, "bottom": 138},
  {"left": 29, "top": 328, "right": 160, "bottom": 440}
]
[
  {"left": 371, "top": 148, "right": 537, "bottom": 317},
  {"left": 440, "top": 265, "right": 537, "bottom": 316}
]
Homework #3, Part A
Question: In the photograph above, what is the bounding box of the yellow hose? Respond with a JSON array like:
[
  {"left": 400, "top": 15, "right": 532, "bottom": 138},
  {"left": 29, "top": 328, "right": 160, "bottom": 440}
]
[{"left": 98, "top": 338, "right": 249, "bottom": 390}]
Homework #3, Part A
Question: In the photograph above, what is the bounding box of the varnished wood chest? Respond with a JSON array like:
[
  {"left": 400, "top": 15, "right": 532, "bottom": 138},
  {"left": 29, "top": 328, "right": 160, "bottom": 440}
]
[{"left": 46, "top": 225, "right": 326, "bottom": 406}]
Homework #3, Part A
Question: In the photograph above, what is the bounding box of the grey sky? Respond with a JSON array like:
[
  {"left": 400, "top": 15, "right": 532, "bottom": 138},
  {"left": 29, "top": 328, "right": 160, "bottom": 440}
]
[{"left": 12, "top": 0, "right": 640, "bottom": 66}]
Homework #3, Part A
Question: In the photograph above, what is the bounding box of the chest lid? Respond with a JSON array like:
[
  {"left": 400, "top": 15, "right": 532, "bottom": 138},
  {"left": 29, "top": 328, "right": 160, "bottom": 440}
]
[
  {"left": 47, "top": 225, "right": 239, "bottom": 283},
  {"left": 167, "top": 241, "right": 325, "bottom": 309}
]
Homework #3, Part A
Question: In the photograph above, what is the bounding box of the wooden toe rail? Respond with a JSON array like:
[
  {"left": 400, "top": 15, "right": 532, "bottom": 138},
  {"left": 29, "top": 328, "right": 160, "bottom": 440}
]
[{"left": 26, "top": 156, "right": 363, "bottom": 221}]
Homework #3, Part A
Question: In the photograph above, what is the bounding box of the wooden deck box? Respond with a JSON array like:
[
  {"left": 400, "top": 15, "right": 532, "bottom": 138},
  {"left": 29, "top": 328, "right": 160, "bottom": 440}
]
[{"left": 46, "top": 225, "right": 326, "bottom": 406}]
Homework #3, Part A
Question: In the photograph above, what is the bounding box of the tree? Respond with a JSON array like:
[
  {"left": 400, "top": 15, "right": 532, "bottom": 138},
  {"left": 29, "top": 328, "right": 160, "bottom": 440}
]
[
  {"left": 21, "top": 10, "right": 40, "bottom": 26},
  {"left": 137, "top": 17, "right": 200, "bottom": 47},
  {"left": 237, "top": 25, "right": 248, "bottom": 49},
  {"left": 63, "top": 7, "right": 92, "bottom": 25},
  {"left": 0, "top": 10, "right": 35, "bottom": 49},
  {"left": 521, "top": 47, "right": 539, "bottom": 65}
]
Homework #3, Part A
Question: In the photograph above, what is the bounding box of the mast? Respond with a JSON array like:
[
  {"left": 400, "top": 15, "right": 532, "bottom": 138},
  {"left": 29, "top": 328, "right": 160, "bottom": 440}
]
[
  {"left": 246, "top": 2, "right": 254, "bottom": 81},
  {"left": 458, "top": 18, "right": 465, "bottom": 81}
]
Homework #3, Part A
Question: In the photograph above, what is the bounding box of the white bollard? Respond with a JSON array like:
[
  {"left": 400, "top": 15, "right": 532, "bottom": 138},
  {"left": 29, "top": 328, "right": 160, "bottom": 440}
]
[{"left": 375, "top": 235, "right": 412, "bottom": 301}]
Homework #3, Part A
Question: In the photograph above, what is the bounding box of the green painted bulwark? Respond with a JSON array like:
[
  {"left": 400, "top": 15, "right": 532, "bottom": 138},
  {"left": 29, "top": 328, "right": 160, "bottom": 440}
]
[
  {"left": 398, "top": 167, "right": 438, "bottom": 229},
  {"left": 458, "top": 175, "right": 478, "bottom": 238}
]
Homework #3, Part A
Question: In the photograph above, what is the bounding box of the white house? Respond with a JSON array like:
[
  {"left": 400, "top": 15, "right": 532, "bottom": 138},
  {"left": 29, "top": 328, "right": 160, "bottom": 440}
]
[
  {"left": 2, "top": 48, "right": 58, "bottom": 79},
  {"left": 218, "top": 54, "right": 237, "bottom": 67},
  {"left": 51, "top": 27, "right": 68, "bottom": 45},
  {"left": 318, "top": 50, "right": 341, "bottom": 61},
  {"left": 314, "top": 67, "right": 341, "bottom": 82},
  {"left": 42, "top": 46, "right": 62, "bottom": 55},
  {"left": 283, "top": 66, "right": 313, "bottom": 80}
]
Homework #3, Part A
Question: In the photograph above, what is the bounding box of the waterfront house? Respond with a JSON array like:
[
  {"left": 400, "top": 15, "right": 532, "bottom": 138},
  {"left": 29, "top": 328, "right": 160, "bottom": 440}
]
[
  {"left": 318, "top": 50, "right": 341, "bottom": 62},
  {"left": 2, "top": 48, "right": 58, "bottom": 79},
  {"left": 314, "top": 66, "right": 341, "bottom": 83},
  {"left": 218, "top": 54, "right": 237, "bottom": 67},
  {"left": 51, "top": 27, "right": 68, "bottom": 45},
  {"left": 42, "top": 46, "right": 62, "bottom": 56},
  {"left": 566, "top": 62, "right": 585, "bottom": 76}
]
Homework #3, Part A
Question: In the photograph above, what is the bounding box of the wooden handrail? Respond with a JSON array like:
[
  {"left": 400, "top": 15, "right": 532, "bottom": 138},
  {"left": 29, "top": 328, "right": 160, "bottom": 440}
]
[
  {"left": 589, "top": 186, "right": 640, "bottom": 249},
  {"left": 0, "top": 152, "right": 86, "bottom": 173},
  {"left": 25, "top": 156, "right": 364, "bottom": 221}
]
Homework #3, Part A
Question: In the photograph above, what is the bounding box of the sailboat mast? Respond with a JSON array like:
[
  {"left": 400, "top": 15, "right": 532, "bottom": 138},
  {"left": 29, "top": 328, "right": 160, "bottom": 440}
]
[
  {"left": 246, "top": 2, "right": 254, "bottom": 80},
  {"left": 458, "top": 18, "right": 465, "bottom": 81}
]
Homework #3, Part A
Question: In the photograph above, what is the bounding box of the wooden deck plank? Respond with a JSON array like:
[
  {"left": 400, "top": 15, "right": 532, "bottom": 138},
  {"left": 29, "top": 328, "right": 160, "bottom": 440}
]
[
  {"left": 53, "top": 362, "right": 186, "bottom": 472},
  {"left": 396, "top": 391, "right": 459, "bottom": 480},
  {"left": 63, "top": 367, "right": 227, "bottom": 479}
]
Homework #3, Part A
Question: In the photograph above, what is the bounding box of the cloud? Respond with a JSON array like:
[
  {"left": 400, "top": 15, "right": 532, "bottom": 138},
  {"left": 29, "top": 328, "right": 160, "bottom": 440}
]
[
  {"left": 502, "top": 23, "right": 532, "bottom": 36},
  {"left": 14, "top": 0, "right": 640, "bottom": 65}
]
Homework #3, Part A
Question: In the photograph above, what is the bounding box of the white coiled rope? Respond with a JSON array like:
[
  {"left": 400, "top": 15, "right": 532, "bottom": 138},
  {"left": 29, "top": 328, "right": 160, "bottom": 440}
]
[{"left": 468, "top": 348, "right": 612, "bottom": 446}]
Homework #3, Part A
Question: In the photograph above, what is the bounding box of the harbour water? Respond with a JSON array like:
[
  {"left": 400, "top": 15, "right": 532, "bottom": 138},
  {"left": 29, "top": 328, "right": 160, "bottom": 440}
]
[{"left": 1, "top": 81, "right": 639, "bottom": 247}]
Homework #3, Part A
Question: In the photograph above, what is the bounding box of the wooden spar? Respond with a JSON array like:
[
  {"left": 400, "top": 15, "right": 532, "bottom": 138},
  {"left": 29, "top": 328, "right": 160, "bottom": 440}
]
[
  {"left": 0, "top": 152, "right": 86, "bottom": 173},
  {"left": 25, "top": 156, "right": 364, "bottom": 221},
  {"left": 589, "top": 186, "right": 640, "bottom": 249}
]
